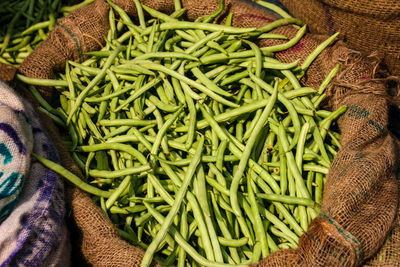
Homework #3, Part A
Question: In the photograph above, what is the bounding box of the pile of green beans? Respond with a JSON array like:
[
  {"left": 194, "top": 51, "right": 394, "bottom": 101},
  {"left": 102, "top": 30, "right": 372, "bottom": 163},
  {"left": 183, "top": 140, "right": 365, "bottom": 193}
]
[
  {"left": 25, "top": 1, "right": 346, "bottom": 266},
  {"left": 0, "top": 0, "right": 93, "bottom": 66}
]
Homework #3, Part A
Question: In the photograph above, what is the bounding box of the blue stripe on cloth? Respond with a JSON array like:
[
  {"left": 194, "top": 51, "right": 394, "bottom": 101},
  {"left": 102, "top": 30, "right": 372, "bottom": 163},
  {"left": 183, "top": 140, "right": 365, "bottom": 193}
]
[
  {"left": 0, "top": 142, "right": 12, "bottom": 165},
  {"left": 0, "top": 198, "right": 18, "bottom": 223},
  {"left": 0, "top": 173, "right": 23, "bottom": 198},
  {"left": 0, "top": 123, "right": 26, "bottom": 155}
]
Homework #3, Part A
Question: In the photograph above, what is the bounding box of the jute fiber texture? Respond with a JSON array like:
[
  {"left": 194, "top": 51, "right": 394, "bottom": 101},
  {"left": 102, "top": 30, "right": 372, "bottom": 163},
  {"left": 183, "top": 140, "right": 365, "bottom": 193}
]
[
  {"left": 17, "top": 0, "right": 400, "bottom": 265},
  {"left": 0, "top": 63, "right": 16, "bottom": 83},
  {"left": 278, "top": 0, "right": 400, "bottom": 76}
]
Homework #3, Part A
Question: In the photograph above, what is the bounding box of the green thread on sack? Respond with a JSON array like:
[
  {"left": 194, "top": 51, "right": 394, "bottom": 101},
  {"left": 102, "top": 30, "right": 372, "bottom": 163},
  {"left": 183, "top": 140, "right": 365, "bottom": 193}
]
[
  {"left": 319, "top": 213, "right": 363, "bottom": 264},
  {"left": 347, "top": 105, "right": 370, "bottom": 119},
  {"left": 338, "top": 160, "right": 357, "bottom": 178},
  {"left": 0, "top": 143, "right": 12, "bottom": 165},
  {"left": 367, "top": 119, "right": 384, "bottom": 133},
  {"left": 56, "top": 22, "right": 83, "bottom": 62}
]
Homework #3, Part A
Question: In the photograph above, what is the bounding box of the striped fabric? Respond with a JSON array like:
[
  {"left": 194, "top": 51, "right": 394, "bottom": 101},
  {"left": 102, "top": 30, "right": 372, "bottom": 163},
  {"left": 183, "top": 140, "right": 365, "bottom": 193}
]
[
  {"left": 0, "top": 81, "right": 33, "bottom": 223},
  {"left": 0, "top": 80, "right": 69, "bottom": 266}
]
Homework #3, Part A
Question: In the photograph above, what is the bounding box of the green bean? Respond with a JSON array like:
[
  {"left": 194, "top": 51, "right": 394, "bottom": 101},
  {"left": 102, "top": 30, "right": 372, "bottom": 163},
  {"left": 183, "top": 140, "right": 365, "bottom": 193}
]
[
  {"left": 278, "top": 124, "right": 311, "bottom": 199},
  {"left": 248, "top": 72, "right": 301, "bottom": 149},
  {"left": 77, "top": 143, "right": 147, "bottom": 164},
  {"left": 196, "top": 166, "right": 224, "bottom": 262},
  {"left": 201, "top": 0, "right": 224, "bottom": 23},
  {"left": 254, "top": 18, "right": 303, "bottom": 37},
  {"left": 142, "top": 21, "right": 256, "bottom": 35},
  {"left": 230, "top": 82, "right": 278, "bottom": 217},
  {"left": 283, "top": 87, "right": 316, "bottom": 99},
  {"left": 183, "top": 91, "right": 197, "bottom": 151},
  {"left": 89, "top": 165, "right": 151, "bottom": 178},
  {"left": 250, "top": 242, "right": 262, "bottom": 263},
  {"left": 106, "top": 134, "right": 189, "bottom": 153},
  {"left": 170, "top": 77, "right": 186, "bottom": 105},
  {"left": 82, "top": 109, "right": 102, "bottom": 140},
  {"left": 301, "top": 33, "right": 339, "bottom": 71},
  {"left": 135, "top": 61, "right": 239, "bottom": 108},
  {"left": 102, "top": 126, "right": 129, "bottom": 139},
  {"left": 20, "top": 20, "right": 50, "bottom": 36},
  {"left": 187, "top": 192, "right": 216, "bottom": 261},
  {"left": 142, "top": 4, "right": 178, "bottom": 23},
  {"left": 247, "top": 177, "right": 269, "bottom": 257},
  {"left": 140, "top": 136, "right": 204, "bottom": 267},
  {"left": 220, "top": 70, "right": 249, "bottom": 86},
  {"left": 150, "top": 107, "right": 183, "bottom": 158},
  {"left": 261, "top": 25, "right": 306, "bottom": 53},
  {"left": 6, "top": 36, "right": 31, "bottom": 52},
  {"left": 176, "top": 29, "right": 198, "bottom": 42},
  {"left": 256, "top": 193, "right": 315, "bottom": 206},
  {"left": 69, "top": 61, "right": 100, "bottom": 76},
  {"left": 33, "top": 153, "right": 111, "bottom": 198},
  {"left": 295, "top": 122, "right": 310, "bottom": 174},
  {"left": 244, "top": 41, "right": 263, "bottom": 99},
  {"left": 312, "top": 93, "right": 326, "bottom": 108},
  {"left": 111, "top": 64, "right": 156, "bottom": 76},
  {"left": 200, "top": 49, "right": 272, "bottom": 65},
  {"left": 133, "top": 51, "right": 199, "bottom": 62},
  {"left": 303, "top": 164, "right": 329, "bottom": 174},
  {"left": 175, "top": 98, "right": 273, "bottom": 132},
  {"left": 158, "top": 73, "right": 176, "bottom": 105},
  {"left": 68, "top": 46, "right": 124, "bottom": 124},
  {"left": 307, "top": 117, "right": 330, "bottom": 162},
  {"left": 191, "top": 67, "right": 232, "bottom": 97},
  {"left": 147, "top": 96, "right": 180, "bottom": 112},
  {"left": 106, "top": 175, "right": 131, "bottom": 209},
  {"left": 201, "top": 105, "right": 281, "bottom": 194},
  {"left": 38, "top": 107, "right": 66, "bottom": 128},
  {"left": 256, "top": 2, "right": 293, "bottom": 19},
  {"left": 132, "top": 0, "right": 146, "bottom": 29},
  {"left": 98, "top": 119, "right": 156, "bottom": 127},
  {"left": 258, "top": 204, "right": 299, "bottom": 242},
  {"left": 269, "top": 226, "right": 297, "bottom": 246},
  {"left": 147, "top": 174, "right": 174, "bottom": 205},
  {"left": 314, "top": 64, "right": 340, "bottom": 100},
  {"left": 225, "top": 12, "right": 233, "bottom": 26},
  {"left": 258, "top": 33, "right": 288, "bottom": 39},
  {"left": 105, "top": 0, "right": 143, "bottom": 43},
  {"left": 212, "top": 66, "right": 241, "bottom": 84},
  {"left": 143, "top": 202, "right": 247, "bottom": 267},
  {"left": 239, "top": 58, "right": 300, "bottom": 70},
  {"left": 0, "top": 7, "right": 25, "bottom": 55},
  {"left": 218, "top": 237, "right": 249, "bottom": 247},
  {"left": 17, "top": 74, "right": 68, "bottom": 87}
]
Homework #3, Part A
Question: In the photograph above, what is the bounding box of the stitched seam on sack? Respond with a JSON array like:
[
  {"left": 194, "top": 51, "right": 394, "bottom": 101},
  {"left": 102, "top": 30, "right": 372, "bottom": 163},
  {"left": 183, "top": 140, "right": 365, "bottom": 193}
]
[
  {"left": 319, "top": 212, "right": 363, "bottom": 264},
  {"left": 56, "top": 22, "right": 83, "bottom": 63}
]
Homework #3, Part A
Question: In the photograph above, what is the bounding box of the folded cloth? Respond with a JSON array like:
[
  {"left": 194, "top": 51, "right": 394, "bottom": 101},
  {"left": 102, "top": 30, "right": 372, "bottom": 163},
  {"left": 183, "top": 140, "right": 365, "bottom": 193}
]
[
  {"left": 0, "top": 80, "right": 70, "bottom": 267},
  {"left": 0, "top": 80, "right": 33, "bottom": 223}
]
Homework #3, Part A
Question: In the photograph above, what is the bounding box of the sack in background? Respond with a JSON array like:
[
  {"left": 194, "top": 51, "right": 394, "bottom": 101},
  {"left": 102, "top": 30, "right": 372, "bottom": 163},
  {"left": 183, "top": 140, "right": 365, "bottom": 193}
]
[
  {"left": 17, "top": 0, "right": 400, "bottom": 265},
  {"left": 278, "top": 0, "right": 400, "bottom": 75},
  {"left": 0, "top": 70, "right": 70, "bottom": 266}
]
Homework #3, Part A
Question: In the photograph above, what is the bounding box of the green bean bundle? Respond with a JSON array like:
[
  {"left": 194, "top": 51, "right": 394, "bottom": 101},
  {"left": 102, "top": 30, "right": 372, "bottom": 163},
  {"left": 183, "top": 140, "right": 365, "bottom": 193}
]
[
  {"left": 25, "top": 2, "right": 346, "bottom": 266},
  {"left": 0, "top": 0, "right": 94, "bottom": 66}
]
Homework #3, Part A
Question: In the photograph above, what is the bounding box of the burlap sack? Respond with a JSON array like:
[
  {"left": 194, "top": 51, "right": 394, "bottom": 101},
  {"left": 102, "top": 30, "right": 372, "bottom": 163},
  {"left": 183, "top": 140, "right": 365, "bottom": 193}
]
[
  {"left": 17, "top": 0, "right": 400, "bottom": 265},
  {"left": 277, "top": 0, "right": 400, "bottom": 76},
  {"left": 0, "top": 63, "right": 16, "bottom": 83}
]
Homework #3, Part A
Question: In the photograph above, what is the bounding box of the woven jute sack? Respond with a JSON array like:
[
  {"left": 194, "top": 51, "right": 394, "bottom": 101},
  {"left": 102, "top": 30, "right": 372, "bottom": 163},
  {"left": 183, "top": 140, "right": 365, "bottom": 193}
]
[
  {"left": 277, "top": 0, "right": 400, "bottom": 76},
  {"left": 16, "top": 0, "right": 400, "bottom": 265}
]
